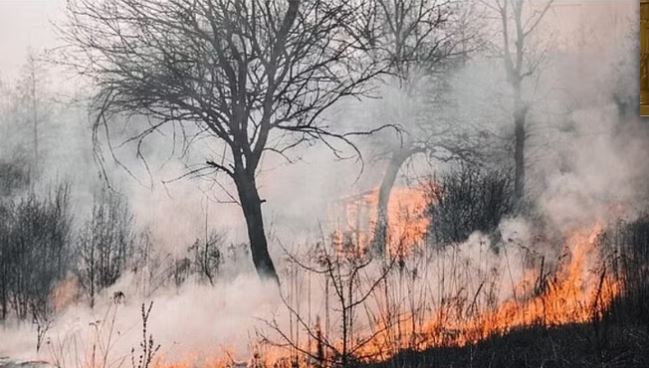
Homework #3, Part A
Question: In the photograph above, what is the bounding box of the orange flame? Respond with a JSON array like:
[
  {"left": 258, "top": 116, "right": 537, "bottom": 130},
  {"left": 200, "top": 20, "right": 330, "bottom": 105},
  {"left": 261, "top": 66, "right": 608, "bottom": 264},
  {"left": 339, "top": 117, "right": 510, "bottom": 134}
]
[
  {"left": 150, "top": 224, "right": 619, "bottom": 368},
  {"left": 359, "top": 224, "right": 621, "bottom": 358},
  {"left": 330, "top": 185, "right": 430, "bottom": 257},
  {"left": 124, "top": 191, "right": 622, "bottom": 368}
]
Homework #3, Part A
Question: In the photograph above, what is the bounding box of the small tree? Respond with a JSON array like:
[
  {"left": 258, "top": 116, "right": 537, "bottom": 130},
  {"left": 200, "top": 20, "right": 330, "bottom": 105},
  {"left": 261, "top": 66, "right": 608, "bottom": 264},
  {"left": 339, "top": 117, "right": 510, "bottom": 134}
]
[
  {"left": 187, "top": 231, "right": 224, "bottom": 286},
  {"left": 77, "top": 189, "right": 134, "bottom": 308},
  {"left": 351, "top": 0, "right": 484, "bottom": 255},
  {"left": 0, "top": 156, "right": 30, "bottom": 198},
  {"left": 484, "top": 0, "right": 554, "bottom": 204},
  {"left": 22, "top": 51, "right": 44, "bottom": 174},
  {"left": 0, "top": 52, "right": 54, "bottom": 180}
]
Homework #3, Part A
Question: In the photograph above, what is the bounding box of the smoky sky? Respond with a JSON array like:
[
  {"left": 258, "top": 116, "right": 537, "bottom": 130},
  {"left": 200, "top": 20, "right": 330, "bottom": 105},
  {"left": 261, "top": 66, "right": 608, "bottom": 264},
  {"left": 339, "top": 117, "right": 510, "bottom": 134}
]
[{"left": 0, "top": 0, "right": 64, "bottom": 81}]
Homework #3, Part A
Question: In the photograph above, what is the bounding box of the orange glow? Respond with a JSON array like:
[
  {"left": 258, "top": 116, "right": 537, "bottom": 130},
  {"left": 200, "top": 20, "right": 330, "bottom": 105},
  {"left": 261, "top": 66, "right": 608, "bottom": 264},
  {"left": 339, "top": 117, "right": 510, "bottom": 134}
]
[
  {"left": 146, "top": 224, "right": 620, "bottom": 368},
  {"left": 359, "top": 224, "right": 621, "bottom": 358},
  {"left": 330, "top": 185, "right": 430, "bottom": 257},
  {"left": 134, "top": 196, "right": 621, "bottom": 368},
  {"left": 50, "top": 275, "right": 79, "bottom": 313}
]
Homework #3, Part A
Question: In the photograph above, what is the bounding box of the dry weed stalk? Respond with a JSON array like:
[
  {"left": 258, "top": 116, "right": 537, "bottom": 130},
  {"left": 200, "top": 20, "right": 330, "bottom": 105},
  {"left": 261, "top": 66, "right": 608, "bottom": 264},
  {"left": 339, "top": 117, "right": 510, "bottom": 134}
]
[
  {"left": 131, "top": 302, "right": 160, "bottom": 368},
  {"left": 262, "top": 241, "right": 397, "bottom": 367}
]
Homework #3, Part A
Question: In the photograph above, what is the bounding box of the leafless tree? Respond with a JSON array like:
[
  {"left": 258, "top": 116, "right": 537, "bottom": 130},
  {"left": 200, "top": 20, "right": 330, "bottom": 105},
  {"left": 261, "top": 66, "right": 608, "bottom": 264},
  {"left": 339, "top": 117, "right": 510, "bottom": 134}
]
[
  {"left": 350, "top": 0, "right": 482, "bottom": 255},
  {"left": 25, "top": 52, "right": 41, "bottom": 173},
  {"left": 0, "top": 157, "right": 30, "bottom": 198},
  {"left": 0, "top": 184, "right": 72, "bottom": 322},
  {"left": 148, "top": 231, "right": 228, "bottom": 289},
  {"left": 76, "top": 189, "right": 135, "bottom": 308},
  {"left": 61, "top": 0, "right": 383, "bottom": 282},
  {"left": 611, "top": 12, "right": 640, "bottom": 122},
  {"left": 0, "top": 51, "right": 52, "bottom": 179},
  {"left": 186, "top": 231, "right": 224, "bottom": 286},
  {"left": 484, "top": 0, "right": 554, "bottom": 204},
  {"left": 33, "top": 302, "right": 52, "bottom": 353}
]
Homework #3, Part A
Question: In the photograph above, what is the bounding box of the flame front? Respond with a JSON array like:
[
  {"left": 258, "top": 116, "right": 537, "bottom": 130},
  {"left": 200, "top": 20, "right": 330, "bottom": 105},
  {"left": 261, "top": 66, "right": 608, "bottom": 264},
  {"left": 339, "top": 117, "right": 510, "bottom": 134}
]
[
  {"left": 358, "top": 224, "right": 621, "bottom": 359},
  {"left": 436, "top": 225, "right": 619, "bottom": 344},
  {"left": 146, "top": 194, "right": 621, "bottom": 368}
]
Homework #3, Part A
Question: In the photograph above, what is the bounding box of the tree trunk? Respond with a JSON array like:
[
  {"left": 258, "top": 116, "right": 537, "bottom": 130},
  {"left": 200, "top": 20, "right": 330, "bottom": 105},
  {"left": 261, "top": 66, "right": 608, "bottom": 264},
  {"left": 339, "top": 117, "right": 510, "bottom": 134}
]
[
  {"left": 372, "top": 148, "right": 412, "bottom": 256},
  {"left": 513, "top": 93, "right": 527, "bottom": 205},
  {"left": 234, "top": 171, "right": 279, "bottom": 283},
  {"left": 89, "top": 249, "right": 95, "bottom": 309},
  {"left": 1, "top": 270, "right": 6, "bottom": 320}
]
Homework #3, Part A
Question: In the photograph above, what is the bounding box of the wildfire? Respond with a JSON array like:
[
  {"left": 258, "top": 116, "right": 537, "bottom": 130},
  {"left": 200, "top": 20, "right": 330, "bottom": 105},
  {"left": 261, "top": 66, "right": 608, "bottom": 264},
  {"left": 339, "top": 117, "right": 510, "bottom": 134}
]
[
  {"left": 330, "top": 185, "right": 430, "bottom": 258},
  {"left": 360, "top": 224, "right": 621, "bottom": 357},
  {"left": 70, "top": 187, "right": 622, "bottom": 368},
  {"left": 145, "top": 222, "right": 621, "bottom": 368}
]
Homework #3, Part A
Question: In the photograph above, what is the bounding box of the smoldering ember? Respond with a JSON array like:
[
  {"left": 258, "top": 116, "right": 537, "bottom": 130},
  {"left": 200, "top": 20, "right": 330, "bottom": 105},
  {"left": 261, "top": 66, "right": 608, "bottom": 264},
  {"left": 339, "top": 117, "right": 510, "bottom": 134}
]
[{"left": 0, "top": 0, "right": 648, "bottom": 367}]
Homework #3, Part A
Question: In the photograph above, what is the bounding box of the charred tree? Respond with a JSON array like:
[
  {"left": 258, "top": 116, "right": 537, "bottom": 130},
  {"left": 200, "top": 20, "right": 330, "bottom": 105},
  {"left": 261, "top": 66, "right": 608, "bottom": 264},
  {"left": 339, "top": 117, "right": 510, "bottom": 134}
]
[{"left": 62, "top": 0, "right": 381, "bottom": 282}]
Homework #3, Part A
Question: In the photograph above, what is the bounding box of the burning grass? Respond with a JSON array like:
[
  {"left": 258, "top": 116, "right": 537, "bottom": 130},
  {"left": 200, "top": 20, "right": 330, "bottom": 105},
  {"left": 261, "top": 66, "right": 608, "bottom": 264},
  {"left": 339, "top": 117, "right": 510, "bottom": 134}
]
[
  {"left": 141, "top": 222, "right": 625, "bottom": 368},
  {"left": 2, "top": 185, "right": 641, "bottom": 368},
  {"left": 354, "top": 224, "right": 621, "bottom": 358}
]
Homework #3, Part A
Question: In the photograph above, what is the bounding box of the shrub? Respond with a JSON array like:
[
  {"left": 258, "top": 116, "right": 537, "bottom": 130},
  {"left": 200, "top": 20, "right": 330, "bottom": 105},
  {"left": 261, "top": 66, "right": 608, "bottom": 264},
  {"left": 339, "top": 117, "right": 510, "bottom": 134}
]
[
  {"left": 426, "top": 166, "right": 514, "bottom": 245},
  {"left": 0, "top": 184, "right": 72, "bottom": 321},
  {"left": 0, "top": 157, "right": 30, "bottom": 197}
]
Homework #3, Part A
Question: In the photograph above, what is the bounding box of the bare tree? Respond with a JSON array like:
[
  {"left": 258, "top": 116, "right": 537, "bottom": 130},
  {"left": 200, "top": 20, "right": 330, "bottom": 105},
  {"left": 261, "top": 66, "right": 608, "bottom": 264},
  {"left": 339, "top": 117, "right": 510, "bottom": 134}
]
[
  {"left": 76, "top": 189, "right": 134, "bottom": 308},
  {"left": 26, "top": 52, "right": 40, "bottom": 173},
  {"left": 611, "top": 10, "right": 640, "bottom": 122},
  {"left": 0, "top": 51, "right": 52, "bottom": 178},
  {"left": 0, "top": 157, "right": 30, "bottom": 198},
  {"left": 485, "top": 0, "right": 553, "bottom": 204},
  {"left": 352, "top": 0, "right": 481, "bottom": 255},
  {"left": 187, "top": 231, "right": 224, "bottom": 286},
  {"left": 61, "top": 0, "right": 382, "bottom": 282},
  {"left": 0, "top": 184, "right": 72, "bottom": 322}
]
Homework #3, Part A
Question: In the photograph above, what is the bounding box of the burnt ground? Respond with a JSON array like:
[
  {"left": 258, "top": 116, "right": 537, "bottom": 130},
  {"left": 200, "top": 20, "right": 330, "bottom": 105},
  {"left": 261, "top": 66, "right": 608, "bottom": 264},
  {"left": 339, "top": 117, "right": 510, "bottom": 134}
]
[{"left": 364, "top": 322, "right": 649, "bottom": 368}]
